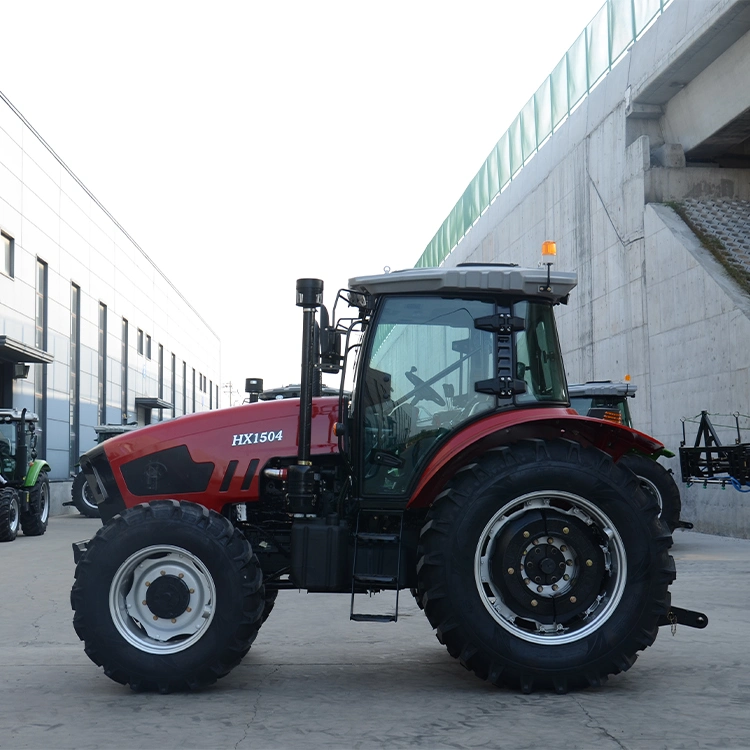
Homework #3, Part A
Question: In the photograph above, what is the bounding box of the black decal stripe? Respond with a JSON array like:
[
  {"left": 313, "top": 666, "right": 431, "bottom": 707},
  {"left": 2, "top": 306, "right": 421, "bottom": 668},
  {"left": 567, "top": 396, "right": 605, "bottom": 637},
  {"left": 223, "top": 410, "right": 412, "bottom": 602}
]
[
  {"left": 241, "top": 459, "right": 259, "bottom": 491},
  {"left": 220, "top": 460, "right": 239, "bottom": 492}
]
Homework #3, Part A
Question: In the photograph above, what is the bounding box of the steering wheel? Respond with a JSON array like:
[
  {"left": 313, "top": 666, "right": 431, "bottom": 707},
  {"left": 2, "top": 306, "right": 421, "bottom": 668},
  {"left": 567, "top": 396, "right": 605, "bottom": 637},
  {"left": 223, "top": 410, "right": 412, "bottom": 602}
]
[{"left": 404, "top": 367, "right": 446, "bottom": 406}]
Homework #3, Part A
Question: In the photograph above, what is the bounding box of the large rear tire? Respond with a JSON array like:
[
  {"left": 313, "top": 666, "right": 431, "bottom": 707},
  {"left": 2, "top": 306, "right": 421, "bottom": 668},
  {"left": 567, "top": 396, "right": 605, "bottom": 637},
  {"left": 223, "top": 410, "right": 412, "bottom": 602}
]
[
  {"left": 417, "top": 439, "right": 675, "bottom": 693},
  {"left": 71, "top": 499, "right": 265, "bottom": 692},
  {"left": 71, "top": 471, "right": 100, "bottom": 519},
  {"left": 21, "top": 472, "right": 50, "bottom": 536},
  {"left": 618, "top": 454, "right": 682, "bottom": 532},
  {"left": 0, "top": 488, "right": 20, "bottom": 542}
]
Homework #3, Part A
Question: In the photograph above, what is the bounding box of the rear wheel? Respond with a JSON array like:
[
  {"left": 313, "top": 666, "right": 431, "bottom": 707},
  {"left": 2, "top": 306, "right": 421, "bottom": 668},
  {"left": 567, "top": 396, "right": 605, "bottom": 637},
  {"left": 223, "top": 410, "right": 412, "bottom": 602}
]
[
  {"left": 417, "top": 439, "right": 675, "bottom": 693},
  {"left": 71, "top": 499, "right": 265, "bottom": 692},
  {"left": 0, "top": 488, "right": 20, "bottom": 542},
  {"left": 619, "top": 454, "right": 682, "bottom": 532},
  {"left": 21, "top": 472, "right": 50, "bottom": 536},
  {"left": 71, "top": 472, "right": 100, "bottom": 518}
]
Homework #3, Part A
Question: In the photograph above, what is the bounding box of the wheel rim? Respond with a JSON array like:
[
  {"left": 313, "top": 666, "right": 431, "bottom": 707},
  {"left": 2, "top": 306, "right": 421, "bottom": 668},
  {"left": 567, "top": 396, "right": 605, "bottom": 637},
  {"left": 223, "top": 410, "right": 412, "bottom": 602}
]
[
  {"left": 109, "top": 545, "right": 217, "bottom": 654},
  {"left": 9, "top": 496, "right": 19, "bottom": 534},
  {"left": 637, "top": 475, "right": 663, "bottom": 515},
  {"left": 80, "top": 481, "right": 97, "bottom": 511},
  {"left": 474, "top": 491, "right": 627, "bottom": 645},
  {"left": 39, "top": 483, "right": 50, "bottom": 524}
]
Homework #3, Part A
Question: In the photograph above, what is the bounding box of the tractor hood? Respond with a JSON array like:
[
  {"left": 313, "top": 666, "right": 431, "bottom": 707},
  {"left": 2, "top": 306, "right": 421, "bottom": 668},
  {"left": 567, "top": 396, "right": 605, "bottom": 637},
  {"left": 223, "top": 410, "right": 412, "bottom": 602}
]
[{"left": 81, "top": 397, "right": 341, "bottom": 517}]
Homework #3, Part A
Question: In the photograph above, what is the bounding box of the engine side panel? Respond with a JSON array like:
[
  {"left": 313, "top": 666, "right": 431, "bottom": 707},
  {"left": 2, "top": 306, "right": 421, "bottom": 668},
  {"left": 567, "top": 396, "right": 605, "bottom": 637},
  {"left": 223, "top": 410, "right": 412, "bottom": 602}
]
[{"left": 93, "top": 397, "right": 340, "bottom": 514}]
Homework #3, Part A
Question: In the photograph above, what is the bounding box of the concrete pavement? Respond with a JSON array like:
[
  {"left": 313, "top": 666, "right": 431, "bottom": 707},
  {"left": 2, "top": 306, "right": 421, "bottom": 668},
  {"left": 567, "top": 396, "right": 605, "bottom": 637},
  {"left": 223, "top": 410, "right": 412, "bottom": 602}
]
[{"left": 1, "top": 515, "right": 748, "bottom": 750}]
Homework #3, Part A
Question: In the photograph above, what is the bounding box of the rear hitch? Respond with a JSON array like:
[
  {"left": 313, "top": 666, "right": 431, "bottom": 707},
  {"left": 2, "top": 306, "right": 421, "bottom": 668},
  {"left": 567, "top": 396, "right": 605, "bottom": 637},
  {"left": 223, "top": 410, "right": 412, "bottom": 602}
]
[
  {"left": 658, "top": 606, "right": 708, "bottom": 630},
  {"left": 675, "top": 519, "right": 694, "bottom": 530}
]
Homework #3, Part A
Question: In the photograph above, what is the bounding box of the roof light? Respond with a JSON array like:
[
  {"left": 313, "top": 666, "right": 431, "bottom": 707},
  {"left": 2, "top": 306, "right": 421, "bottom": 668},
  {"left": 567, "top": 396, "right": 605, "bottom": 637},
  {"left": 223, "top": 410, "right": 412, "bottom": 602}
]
[{"left": 542, "top": 240, "right": 557, "bottom": 257}]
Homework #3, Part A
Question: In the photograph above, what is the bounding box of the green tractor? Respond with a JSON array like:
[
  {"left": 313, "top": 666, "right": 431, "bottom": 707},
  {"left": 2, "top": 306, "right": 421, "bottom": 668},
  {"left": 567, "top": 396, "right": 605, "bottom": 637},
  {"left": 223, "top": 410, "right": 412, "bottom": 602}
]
[
  {"left": 568, "top": 381, "right": 689, "bottom": 532},
  {"left": 0, "top": 408, "right": 51, "bottom": 541}
]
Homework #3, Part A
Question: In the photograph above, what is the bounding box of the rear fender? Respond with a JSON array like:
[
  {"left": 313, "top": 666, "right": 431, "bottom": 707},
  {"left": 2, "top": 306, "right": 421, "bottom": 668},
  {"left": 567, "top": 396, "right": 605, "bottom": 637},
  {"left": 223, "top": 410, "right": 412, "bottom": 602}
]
[{"left": 407, "top": 408, "right": 664, "bottom": 510}]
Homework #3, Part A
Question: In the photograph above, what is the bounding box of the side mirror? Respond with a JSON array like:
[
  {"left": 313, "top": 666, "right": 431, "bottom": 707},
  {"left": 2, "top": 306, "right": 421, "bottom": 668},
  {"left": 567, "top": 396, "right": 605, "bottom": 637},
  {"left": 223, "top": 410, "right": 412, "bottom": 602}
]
[{"left": 319, "top": 306, "right": 342, "bottom": 375}]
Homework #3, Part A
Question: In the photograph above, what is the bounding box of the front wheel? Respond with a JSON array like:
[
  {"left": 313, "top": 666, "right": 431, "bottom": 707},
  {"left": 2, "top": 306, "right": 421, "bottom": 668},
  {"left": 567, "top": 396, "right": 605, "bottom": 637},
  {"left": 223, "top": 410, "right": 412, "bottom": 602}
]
[
  {"left": 417, "top": 439, "right": 675, "bottom": 693},
  {"left": 71, "top": 500, "right": 265, "bottom": 692},
  {"left": 71, "top": 472, "right": 100, "bottom": 518},
  {"left": 21, "top": 472, "right": 50, "bottom": 536},
  {"left": 0, "top": 488, "right": 20, "bottom": 542}
]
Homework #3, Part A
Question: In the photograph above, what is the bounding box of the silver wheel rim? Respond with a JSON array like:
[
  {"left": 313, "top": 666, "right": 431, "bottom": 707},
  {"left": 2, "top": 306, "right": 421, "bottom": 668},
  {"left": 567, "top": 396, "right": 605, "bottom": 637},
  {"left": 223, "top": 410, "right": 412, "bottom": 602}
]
[
  {"left": 638, "top": 475, "right": 663, "bottom": 515},
  {"left": 474, "top": 491, "right": 627, "bottom": 645},
  {"left": 9, "top": 496, "right": 19, "bottom": 534},
  {"left": 109, "top": 544, "right": 217, "bottom": 654},
  {"left": 39, "top": 483, "right": 50, "bottom": 524},
  {"left": 80, "top": 481, "right": 96, "bottom": 511}
]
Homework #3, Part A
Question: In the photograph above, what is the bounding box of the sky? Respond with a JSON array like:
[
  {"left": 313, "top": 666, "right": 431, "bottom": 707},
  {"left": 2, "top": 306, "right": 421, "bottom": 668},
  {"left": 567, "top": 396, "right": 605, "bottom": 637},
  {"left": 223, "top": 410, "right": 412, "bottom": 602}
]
[{"left": 1, "top": 0, "right": 605, "bottom": 404}]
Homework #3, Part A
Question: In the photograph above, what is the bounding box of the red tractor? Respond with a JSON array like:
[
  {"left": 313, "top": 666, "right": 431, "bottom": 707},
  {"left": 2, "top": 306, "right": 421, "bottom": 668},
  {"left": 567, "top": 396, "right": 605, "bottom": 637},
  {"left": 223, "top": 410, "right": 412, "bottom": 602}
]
[{"left": 70, "top": 264, "right": 706, "bottom": 694}]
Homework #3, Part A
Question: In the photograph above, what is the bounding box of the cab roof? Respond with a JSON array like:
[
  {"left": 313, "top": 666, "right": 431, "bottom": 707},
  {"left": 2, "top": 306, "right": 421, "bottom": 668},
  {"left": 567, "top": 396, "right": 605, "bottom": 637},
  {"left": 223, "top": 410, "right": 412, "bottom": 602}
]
[{"left": 348, "top": 263, "right": 577, "bottom": 304}]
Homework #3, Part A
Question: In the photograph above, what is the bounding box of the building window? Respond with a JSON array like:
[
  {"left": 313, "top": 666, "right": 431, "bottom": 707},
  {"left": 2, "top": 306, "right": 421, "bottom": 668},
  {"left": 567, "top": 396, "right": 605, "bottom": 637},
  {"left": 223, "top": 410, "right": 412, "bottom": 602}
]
[
  {"left": 192, "top": 368, "right": 196, "bottom": 413},
  {"left": 216, "top": 384, "right": 219, "bottom": 409},
  {"left": 137, "top": 328, "right": 144, "bottom": 355},
  {"left": 171, "top": 353, "right": 176, "bottom": 418},
  {"left": 1, "top": 232, "right": 13, "bottom": 278},
  {"left": 98, "top": 302, "right": 107, "bottom": 425},
  {"left": 182, "top": 361, "right": 187, "bottom": 415},
  {"left": 121, "top": 318, "right": 129, "bottom": 424},
  {"left": 35, "top": 259, "right": 48, "bottom": 456},
  {"left": 69, "top": 283, "right": 80, "bottom": 473},
  {"left": 146, "top": 334, "right": 152, "bottom": 360},
  {"left": 209, "top": 379, "right": 213, "bottom": 409}
]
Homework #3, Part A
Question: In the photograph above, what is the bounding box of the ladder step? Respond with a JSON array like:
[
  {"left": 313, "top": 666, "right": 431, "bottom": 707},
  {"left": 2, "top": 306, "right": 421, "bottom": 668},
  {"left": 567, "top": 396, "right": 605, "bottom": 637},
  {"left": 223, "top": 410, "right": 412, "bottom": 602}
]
[
  {"left": 351, "top": 613, "right": 397, "bottom": 623},
  {"left": 353, "top": 574, "right": 398, "bottom": 585},
  {"left": 355, "top": 532, "right": 399, "bottom": 543}
]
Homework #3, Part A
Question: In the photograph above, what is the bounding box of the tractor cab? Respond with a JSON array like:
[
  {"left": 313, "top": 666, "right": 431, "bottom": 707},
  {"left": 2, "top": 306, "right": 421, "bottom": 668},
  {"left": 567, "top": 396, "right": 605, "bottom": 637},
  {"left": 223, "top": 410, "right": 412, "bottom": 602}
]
[
  {"left": 339, "top": 266, "right": 574, "bottom": 498},
  {"left": 0, "top": 408, "right": 40, "bottom": 484}
]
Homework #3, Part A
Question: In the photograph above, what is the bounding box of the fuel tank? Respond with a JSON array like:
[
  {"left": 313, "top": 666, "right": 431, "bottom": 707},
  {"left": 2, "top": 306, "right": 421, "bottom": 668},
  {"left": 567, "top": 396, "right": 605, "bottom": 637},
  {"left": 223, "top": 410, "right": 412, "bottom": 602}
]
[{"left": 81, "top": 397, "right": 340, "bottom": 516}]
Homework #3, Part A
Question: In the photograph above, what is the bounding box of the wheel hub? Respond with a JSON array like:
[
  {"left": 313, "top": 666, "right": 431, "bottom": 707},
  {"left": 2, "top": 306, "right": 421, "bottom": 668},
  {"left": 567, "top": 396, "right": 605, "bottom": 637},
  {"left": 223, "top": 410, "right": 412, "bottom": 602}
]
[{"left": 145, "top": 575, "right": 191, "bottom": 619}]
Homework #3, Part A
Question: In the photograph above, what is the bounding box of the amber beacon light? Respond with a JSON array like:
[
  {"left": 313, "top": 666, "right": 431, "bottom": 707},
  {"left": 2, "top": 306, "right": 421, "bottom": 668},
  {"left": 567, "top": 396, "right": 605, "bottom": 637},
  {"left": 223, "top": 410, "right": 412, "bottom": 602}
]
[{"left": 540, "top": 240, "right": 557, "bottom": 292}]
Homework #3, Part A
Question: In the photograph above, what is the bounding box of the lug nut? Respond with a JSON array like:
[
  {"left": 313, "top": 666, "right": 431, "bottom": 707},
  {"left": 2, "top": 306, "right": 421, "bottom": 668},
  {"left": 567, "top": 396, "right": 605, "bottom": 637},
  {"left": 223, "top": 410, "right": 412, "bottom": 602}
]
[
  {"left": 186, "top": 607, "right": 192, "bottom": 613},
  {"left": 531, "top": 600, "right": 538, "bottom": 607},
  {"left": 142, "top": 600, "right": 147, "bottom": 605},
  {"left": 566, "top": 559, "right": 573, "bottom": 566},
  {"left": 153, "top": 615, "right": 159, "bottom": 620},
  {"left": 171, "top": 618, "right": 177, "bottom": 623},
  {"left": 523, "top": 531, "right": 530, "bottom": 538},
  {"left": 189, "top": 588, "right": 195, "bottom": 594},
  {"left": 524, "top": 578, "right": 530, "bottom": 585},
  {"left": 552, "top": 584, "right": 559, "bottom": 591},
  {"left": 560, "top": 545, "right": 567, "bottom": 552},
  {"left": 507, "top": 567, "right": 515, "bottom": 575},
  {"left": 145, "top": 581, "right": 151, "bottom": 587},
  {"left": 547, "top": 537, "right": 554, "bottom": 545},
  {"left": 534, "top": 576, "right": 541, "bottom": 584},
  {"left": 178, "top": 573, "right": 184, "bottom": 579},
  {"left": 532, "top": 539, "right": 539, "bottom": 545},
  {"left": 563, "top": 574, "right": 570, "bottom": 581},
  {"left": 586, "top": 559, "right": 593, "bottom": 567},
  {"left": 160, "top": 570, "right": 166, "bottom": 576},
  {"left": 537, "top": 586, "right": 543, "bottom": 593},
  {"left": 570, "top": 596, "right": 577, "bottom": 604},
  {"left": 563, "top": 527, "right": 570, "bottom": 534}
]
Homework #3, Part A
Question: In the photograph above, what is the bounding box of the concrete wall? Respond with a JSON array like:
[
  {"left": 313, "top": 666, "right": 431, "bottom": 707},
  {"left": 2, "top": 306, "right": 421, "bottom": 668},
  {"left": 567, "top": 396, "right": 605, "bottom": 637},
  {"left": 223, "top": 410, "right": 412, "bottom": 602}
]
[{"left": 440, "top": 0, "right": 750, "bottom": 536}]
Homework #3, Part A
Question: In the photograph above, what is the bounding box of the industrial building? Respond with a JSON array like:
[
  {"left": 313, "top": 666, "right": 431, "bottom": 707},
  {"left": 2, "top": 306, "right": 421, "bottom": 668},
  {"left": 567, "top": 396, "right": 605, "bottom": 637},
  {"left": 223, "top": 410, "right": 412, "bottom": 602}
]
[{"left": 0, "top": 94, "right": 221, "bottom": 511}]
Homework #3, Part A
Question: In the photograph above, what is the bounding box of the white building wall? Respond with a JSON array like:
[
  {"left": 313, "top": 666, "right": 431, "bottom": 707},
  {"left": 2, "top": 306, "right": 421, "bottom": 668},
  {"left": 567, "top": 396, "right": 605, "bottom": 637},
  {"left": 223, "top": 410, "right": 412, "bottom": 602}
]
[{"left": 0, "top": 97, "right": 221, "bottom": 487}]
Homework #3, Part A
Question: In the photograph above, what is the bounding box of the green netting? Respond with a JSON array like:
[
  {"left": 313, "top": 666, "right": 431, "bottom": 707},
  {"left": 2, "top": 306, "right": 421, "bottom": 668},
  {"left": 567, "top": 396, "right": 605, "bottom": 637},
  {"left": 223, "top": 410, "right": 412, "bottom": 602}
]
[
  {"left": 487, "top": 146, "right": 500, "bottom": 199},
  {"left": 535, "top": 76, "right": 552, "bottom": 144},
  {"left": 550, "top": 56, "right": 569, "bottom": 128},
  {"left": 414, "top": 0, "right": 672, "bottom": 270},
  {"left": 521, "top": 96, "right": 537, "bottom": 162},
  {"left": 634, "top": 0, "right": 662, "bottom": 33},
  {"left": 509, "top": 115, "right": 523, "bottom": 176},
  {"left": 497, "top": 132, "right": 511, "bottom": 189},
  {"left": 610, "top": 0, "right": 635, "bottom": 60},
  {"left": 567, "top": 30, "right": 588, "bottom": 107},
  {"left": 587, "top": 4, "right": 610, "bottom": 86}
]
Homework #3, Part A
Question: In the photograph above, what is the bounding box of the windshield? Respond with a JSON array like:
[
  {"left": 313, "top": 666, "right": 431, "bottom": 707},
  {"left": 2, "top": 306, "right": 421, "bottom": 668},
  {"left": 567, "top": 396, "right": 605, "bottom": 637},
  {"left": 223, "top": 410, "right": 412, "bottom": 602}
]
[{"left": 359, "top": 296, "right": 495, "bottom": 495}]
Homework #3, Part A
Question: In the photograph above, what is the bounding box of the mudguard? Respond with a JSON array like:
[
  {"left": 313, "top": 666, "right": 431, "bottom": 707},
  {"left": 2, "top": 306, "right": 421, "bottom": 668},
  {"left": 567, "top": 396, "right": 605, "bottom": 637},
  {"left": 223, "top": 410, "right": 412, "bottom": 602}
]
[
  {"left": 408, "top": 407, "right": 664, "bottom": 509},
  {"left": 23, "top": 460, "right": 52, "bottom": 487}
]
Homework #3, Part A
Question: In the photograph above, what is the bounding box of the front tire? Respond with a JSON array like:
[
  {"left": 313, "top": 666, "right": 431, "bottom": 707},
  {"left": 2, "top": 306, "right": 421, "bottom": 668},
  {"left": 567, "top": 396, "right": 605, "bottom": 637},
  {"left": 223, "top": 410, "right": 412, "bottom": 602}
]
[
  {"left": 71, "top": 500, "right": 265, "bottom": 692},
  {"left": 0, "top": 488, "right": 20, "bottom": 542},
  {"left": 21, "top": 472, "right": 50, "bottom": 536},
  {"left": 417, "top": 439, "right": 675, "bottom": 693},
  {"left": 71, "top": 471, "right": 100, "bottom": 518},
  {"left": 619, "top": 454, "right": 682, "bottom": 532}
]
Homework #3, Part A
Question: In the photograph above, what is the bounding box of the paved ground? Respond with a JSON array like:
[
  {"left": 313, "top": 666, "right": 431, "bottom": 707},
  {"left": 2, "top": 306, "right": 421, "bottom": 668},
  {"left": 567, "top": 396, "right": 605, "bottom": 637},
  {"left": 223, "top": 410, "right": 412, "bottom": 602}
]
[{"left": 1, "top": 515, "right": 749, "bottom": 750}]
